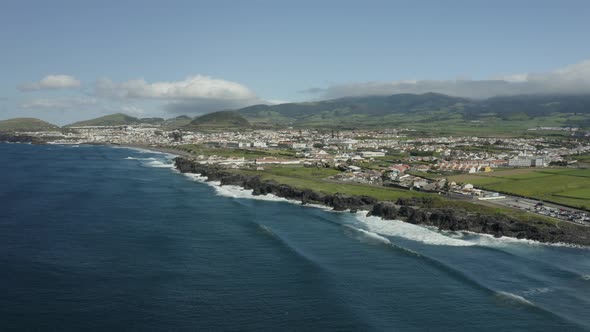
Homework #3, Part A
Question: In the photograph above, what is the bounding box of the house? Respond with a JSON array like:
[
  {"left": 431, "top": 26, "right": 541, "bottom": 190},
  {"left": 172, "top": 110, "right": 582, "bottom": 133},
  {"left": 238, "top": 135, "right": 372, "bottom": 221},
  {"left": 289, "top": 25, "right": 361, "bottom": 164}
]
[
  {"left": 532, "top": 157, "right": 545, "bottom": 167},
  {"left": 414, "top": 164, "right": 431, "bottom": 172},
  {"left": 508, "top": 157, "right": 532, "bottom": 167},
  {"left": 255, "top": 157, "right": 300, "bottom": 165},
  {"left": 359, "top": 151, "right": 386, "bottom": 158}
]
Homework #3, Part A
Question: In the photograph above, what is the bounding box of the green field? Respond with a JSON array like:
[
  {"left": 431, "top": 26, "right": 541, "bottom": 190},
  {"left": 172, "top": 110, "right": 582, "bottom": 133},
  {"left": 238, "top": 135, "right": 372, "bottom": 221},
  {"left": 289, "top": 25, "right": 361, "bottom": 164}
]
[
  {"left": 176, "top": 144, "right": 296, "bottom": 160},
  {"left": 447, "top": 168, "right": 590, "bottom": 209},
  {"left": 233, "top": 165, "right": 429, "bottom": 201}
]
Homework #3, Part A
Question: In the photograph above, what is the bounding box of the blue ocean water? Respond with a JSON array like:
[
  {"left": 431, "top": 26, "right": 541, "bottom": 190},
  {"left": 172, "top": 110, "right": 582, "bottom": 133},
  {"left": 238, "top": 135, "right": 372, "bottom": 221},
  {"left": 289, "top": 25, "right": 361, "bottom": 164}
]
[{"left": 1, "top": 143, "right": 589, "bottom": 331}]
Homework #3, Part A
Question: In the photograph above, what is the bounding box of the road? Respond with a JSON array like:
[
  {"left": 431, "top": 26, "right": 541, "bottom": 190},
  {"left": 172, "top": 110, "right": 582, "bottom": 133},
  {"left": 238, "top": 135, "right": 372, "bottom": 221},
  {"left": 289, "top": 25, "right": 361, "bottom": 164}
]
[{"left": 475, "top": 194, "right": 590, "bottom": 226}]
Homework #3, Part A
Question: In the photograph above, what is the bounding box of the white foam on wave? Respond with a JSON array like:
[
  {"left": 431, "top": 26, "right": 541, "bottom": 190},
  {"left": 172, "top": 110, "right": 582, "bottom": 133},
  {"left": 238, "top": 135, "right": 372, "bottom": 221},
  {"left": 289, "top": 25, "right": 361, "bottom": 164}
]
[
  {"left": 114, "top": 146, "right": 179, "bottom": 159},
  {"left": 463, "top": 231, "right": 590, "bottom": 249},
  {"left": 495, "top": 291, "right": 535, "bottom": 306},
  {"left": 125, "top": 156, "right": 157, "bottom": 161},
  {"left": 213, "top": 184, "right": 301, "bottom": 204},
  {"left": 183, "top": 173, "right": 305, "bottom": 204},
  {"left": 142, "top": 159, "right": 176, "bottom": 168},
  {"left": 344, "top": 225, "right": 392, "bottom": 245},
  {"left": 301, "top": 203, "right": 335, "bottom": 212},
  {"left": 582, "top": 275, "right": 590, "bottom": 281},
  {"left": 183, "top": 173, "right": 208, "bottom": 182},
  {"left": 355, "top": 212, "right": 476, "bottom": 247}
]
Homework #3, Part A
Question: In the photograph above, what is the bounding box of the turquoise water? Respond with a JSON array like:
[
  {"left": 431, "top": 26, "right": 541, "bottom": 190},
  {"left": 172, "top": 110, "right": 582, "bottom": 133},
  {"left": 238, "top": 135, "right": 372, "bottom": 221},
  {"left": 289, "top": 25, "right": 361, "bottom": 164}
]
[{"left": 1, "top": 143, "right": 589, "bottom": 331}]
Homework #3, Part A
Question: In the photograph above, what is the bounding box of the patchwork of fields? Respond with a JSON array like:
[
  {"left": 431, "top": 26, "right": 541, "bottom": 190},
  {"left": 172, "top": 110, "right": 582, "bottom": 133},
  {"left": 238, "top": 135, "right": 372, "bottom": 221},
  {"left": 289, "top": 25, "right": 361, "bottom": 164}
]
[{"left": 447, "top": 168, "right": 590, "bottom": 210}]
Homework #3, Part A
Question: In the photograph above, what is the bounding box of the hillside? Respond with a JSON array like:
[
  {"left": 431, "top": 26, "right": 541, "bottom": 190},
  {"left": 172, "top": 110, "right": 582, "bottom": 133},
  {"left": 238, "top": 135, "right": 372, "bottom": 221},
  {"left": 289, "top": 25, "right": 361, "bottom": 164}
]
[
  {"left": 66, "top": 113, "right": 165, "bottom": 127},
  {"left": 186, "top": 111, "right": 251, "bottom": 130},
  {"left": 236, "top": 93, "right": 590, "bottom": 134},
  {"left": 0, "top": 118, "right": 59, "bottom": 132},
  {"left": 66, "top": 113, "right": 141, "bottom": 127},
  {"left": 164, "top": 115, "right": 194, "bottom": 128}
]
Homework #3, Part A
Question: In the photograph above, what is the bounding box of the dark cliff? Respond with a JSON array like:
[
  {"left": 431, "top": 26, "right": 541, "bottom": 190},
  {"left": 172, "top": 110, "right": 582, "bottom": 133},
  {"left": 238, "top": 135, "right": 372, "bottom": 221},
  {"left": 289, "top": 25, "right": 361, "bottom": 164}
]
[
  {"left": 175, "top": 157, "right": 590, "bottom": 246},
  {"left": 0, "top": 133, "right": 38, "bottom": 143}
]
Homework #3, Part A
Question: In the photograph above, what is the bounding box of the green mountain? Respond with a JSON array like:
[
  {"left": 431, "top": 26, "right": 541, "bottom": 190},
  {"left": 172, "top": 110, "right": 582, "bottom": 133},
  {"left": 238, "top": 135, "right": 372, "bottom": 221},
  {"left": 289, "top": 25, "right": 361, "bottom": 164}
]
[
  {"left": 0, "top": 118, "right": 60, "bottom": 132},
  {"left": 59, "top": 93, "right": 590, "bottom": 135},
  {"left": 66, "top": 113, "right": 139, "bottom": 127},
  {"left": 239, "top": 93, "right": 466, "bottom": 127},
  {"left": 66, "top": 113, "right": 164, "bottom": 127},
  {"left": 164, "top": 115, "right": 194, "bottom": 128},
  {"left": 235, "top": 93, "right": 590, "bottom": 134},
  {"left": 187, "top": 111, "right": 251, "bottom": 130},
  {"left": 138, "top": 117, "right": 165, "bottom": 125}
]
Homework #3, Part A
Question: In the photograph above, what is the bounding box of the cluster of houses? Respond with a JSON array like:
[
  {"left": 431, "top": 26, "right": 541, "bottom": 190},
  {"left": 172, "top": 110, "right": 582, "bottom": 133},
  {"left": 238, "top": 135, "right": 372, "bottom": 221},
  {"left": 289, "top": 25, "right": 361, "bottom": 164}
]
[{"left": 21, "top": 124, "right": 590, "bottom": 173}]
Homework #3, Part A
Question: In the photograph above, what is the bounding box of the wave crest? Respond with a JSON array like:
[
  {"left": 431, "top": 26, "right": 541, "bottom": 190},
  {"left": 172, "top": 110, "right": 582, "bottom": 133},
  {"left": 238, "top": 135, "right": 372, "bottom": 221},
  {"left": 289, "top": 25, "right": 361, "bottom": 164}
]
[
  {"left": 495, "top": 291, "right": 535, "bottom": 306},
  {"left": 355, "top": 212, "right": 475, "bottom": 247}
]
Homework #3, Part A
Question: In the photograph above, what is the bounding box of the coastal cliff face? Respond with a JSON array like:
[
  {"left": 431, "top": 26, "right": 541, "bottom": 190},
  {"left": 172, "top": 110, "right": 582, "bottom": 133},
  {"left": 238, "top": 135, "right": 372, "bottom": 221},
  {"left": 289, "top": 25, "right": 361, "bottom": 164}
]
[
  {"left": 175, "top": 157, "right": 590, "bottom": 246},
  {"left": 0, "top": 133, "right": 37, "bottom": 143}
]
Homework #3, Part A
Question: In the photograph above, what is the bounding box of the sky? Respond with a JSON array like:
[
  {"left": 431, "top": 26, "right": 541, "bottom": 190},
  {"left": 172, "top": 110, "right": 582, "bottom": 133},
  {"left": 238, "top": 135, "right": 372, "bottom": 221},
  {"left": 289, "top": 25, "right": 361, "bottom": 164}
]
[{"left": 1, "top": 0, "right": 590, "bottom": 125}]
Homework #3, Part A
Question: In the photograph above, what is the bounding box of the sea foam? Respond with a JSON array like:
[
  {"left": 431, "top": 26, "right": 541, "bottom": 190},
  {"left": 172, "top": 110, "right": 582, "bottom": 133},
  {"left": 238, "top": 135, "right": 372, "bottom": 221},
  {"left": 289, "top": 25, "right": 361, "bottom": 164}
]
[
  {"left": 145, "top": 160, "right": 176, "bottom": 168},
  {"left": 495, "top": 291, "right": 535, "bottom": 306},
  {"left": 343, "top": 225, "right": 392, "bottom": 246},
  {"left": 463, "top": 231, "right": 590, "bottom": 249},
  {"left": 354, "top": 212, "right": 476, "bottom": 247}
]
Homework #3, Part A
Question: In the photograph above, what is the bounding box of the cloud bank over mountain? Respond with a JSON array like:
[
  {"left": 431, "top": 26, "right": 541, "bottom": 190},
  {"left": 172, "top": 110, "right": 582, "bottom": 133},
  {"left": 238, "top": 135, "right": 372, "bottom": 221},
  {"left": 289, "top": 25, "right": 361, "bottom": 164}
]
[{"left": 308, "top": 59, "right": 590, "bottom": 99}]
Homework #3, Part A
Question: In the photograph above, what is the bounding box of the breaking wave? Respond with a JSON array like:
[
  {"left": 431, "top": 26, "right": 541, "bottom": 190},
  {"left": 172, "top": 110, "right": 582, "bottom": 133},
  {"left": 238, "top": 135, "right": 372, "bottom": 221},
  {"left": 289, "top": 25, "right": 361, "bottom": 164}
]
[
  {"left": 145, "top": 160, "right": 175, "bottom": 168},
  {"left": 343, "top": 225, "right": 392, "bottom": 246},
  {"left": 463, "top": 231, "right": 590, "bottom": 249},
  {"left": 495, "top": 291, "right": 535, "bottom": 306},
  {"left": 125, "top": 156, "right": 155, "bottom": 160},
  {"left": 115, "top": 146, "right": 178, "bottom": 159},
  {"left": 213, "top": 184, "right": 300, "bottom": 204},
  {"left": 354, "top": 212, "right": 475, "bottom": 247}
]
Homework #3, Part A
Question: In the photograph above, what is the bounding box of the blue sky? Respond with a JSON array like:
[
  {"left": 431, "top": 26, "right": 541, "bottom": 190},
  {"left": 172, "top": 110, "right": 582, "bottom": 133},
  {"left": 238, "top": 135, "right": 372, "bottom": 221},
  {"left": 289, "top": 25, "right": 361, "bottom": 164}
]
[{"left": 2, "top": 0, "right": 590, "bottom": 124}]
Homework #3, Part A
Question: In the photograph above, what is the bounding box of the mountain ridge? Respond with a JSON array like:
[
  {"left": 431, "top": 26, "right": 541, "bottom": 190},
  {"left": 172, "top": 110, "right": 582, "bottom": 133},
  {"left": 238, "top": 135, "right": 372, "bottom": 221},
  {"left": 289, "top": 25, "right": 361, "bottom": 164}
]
[{"left": 0, "top": 117, "right": 60, "bottom": 132}]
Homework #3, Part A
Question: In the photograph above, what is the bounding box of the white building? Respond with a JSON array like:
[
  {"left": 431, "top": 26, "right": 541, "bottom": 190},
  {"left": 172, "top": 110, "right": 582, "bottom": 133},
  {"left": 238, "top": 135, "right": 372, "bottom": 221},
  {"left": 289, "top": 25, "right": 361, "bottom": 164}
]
[
  {"left": 359, "top": 151, "right": 386, "bottom": 158},
  {"left": 508, "top": 157, "right": 532, "bottom": 167}
]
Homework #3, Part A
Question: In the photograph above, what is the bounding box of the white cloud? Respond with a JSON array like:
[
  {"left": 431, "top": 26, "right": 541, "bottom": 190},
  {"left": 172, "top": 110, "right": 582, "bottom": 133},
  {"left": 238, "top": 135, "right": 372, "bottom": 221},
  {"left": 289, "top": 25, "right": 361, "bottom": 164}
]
[
  {"left": 319, "top": 59, "right": 590, "bottom": 99},
  {"left": 95, "top": 75, "right": 266, "bottom": 114},
  {"left": 18, "top": 75, "right": 81, "bottom": 91},
  {"left": 266, "top": 99, "right": 290, "bottom": 105},
  {"left": 20, "top": 97, "right": 97, "bottom": 110},
  {"left": 95, "top": 75, "right": 257, "bottom": 100}
]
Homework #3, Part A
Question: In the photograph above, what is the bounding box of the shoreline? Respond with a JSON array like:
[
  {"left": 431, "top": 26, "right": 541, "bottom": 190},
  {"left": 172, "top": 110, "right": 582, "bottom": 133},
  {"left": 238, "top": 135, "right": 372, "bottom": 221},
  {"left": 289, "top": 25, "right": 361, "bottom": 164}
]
[{"left": 173, "top": 157, "right": 590, "bottom": 246}]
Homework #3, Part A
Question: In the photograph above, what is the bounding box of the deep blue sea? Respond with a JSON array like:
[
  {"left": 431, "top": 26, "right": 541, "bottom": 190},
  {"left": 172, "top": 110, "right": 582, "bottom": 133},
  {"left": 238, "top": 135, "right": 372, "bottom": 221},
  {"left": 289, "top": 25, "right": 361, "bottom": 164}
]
[{"left": 1, "top": 143, "right": 590, "bottom": 331}]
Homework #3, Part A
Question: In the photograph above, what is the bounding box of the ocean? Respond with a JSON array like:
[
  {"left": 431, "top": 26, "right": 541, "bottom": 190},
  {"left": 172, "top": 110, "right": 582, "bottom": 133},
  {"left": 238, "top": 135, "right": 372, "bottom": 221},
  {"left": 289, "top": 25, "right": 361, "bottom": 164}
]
[{"left": 1, "top": 143, "right": 589, "bottom": 331}]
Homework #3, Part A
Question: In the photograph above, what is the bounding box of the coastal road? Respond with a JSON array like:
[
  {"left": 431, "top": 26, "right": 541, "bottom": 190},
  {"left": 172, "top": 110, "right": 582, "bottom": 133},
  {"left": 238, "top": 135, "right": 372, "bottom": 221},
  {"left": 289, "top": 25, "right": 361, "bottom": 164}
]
[{"left": 474, "top": 195, "right": 589, "bottom": 227}]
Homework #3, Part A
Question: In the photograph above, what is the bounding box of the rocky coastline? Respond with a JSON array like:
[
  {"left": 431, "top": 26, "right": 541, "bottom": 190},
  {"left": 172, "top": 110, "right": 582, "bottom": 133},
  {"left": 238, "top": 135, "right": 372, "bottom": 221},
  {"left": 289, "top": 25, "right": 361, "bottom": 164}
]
[
  {"left": 0, "top": 133, "right": 39, "bottom": 144},
  {"left": 175, "top": 157, "right": 590, "bottom": 246}
]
